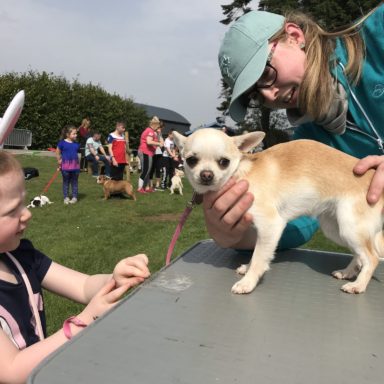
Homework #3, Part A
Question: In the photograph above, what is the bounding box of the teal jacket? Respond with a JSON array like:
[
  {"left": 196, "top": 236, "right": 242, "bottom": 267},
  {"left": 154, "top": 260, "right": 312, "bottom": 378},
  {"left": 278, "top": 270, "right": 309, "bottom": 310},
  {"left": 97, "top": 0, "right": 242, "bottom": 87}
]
[{"left": 279, "top": 4, "right": 384, "bottom": 249}]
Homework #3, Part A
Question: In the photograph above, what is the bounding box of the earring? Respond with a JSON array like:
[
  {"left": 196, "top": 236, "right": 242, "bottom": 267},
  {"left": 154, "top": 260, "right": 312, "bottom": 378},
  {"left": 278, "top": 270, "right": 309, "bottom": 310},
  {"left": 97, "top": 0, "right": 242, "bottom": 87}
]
[{"left": 299, "top": 42, "right": 306, "bottom": 50}]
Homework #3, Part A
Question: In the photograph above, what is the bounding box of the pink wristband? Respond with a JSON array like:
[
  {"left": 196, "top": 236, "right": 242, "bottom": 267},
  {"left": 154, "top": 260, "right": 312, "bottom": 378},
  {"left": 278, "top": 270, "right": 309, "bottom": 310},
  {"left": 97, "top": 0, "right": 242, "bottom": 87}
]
[{"left": 63, "top": 316, "right": 87, "bottom": 339}]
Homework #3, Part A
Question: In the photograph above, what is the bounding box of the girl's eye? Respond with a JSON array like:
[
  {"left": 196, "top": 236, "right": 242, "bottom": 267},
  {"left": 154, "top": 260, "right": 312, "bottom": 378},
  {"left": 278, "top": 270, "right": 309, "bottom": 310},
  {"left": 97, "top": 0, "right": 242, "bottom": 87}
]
[
  {"left": 218, "top": 158, "right": 230, "bottom": 169},
  {"left": 186, "top": 156, "right": 198, "bottom": 168}
]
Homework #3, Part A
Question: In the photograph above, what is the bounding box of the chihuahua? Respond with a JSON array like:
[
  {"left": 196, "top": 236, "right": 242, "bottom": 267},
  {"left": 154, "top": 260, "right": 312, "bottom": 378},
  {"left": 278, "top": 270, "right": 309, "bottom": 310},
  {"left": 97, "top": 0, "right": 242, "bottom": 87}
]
[
  {"left": 170, "top": 169, "right": 184, "bottom": 195},
  {"left": 173, "top": 128, "right": 384, "bottom": 295},
  {"left": 96, "top": 175, "right": 136, "bottom": 201}
]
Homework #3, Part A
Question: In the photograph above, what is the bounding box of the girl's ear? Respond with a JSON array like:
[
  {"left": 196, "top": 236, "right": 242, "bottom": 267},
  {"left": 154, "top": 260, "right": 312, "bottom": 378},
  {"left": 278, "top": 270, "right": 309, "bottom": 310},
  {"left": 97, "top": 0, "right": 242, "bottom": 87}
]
[{"left": 284, "top": 22, "right": 305, "bottom": 46}]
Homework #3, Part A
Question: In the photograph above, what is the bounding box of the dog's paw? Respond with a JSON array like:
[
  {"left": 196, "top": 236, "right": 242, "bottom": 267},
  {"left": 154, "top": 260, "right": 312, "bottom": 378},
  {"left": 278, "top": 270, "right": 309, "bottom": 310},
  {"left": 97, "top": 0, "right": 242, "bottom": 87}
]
[
  {"left": 231, "top": 276, "right": 257, "bottom": 294},
  {"left": 236, "top": 264, "right": 248, "bottom": 275},
  {"left": 340, "top": 281, "right": 366, "bottom": 294},
  {"left": 332, "top": 268, "right": 358, "bottom": 280}
]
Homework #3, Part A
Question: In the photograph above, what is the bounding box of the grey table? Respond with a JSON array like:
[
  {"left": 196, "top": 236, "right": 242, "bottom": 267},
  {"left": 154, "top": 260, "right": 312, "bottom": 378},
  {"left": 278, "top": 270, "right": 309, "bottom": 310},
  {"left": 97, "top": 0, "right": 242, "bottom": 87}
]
[{"left": 29, "top": 240, "right": 384, "bottom": 384}]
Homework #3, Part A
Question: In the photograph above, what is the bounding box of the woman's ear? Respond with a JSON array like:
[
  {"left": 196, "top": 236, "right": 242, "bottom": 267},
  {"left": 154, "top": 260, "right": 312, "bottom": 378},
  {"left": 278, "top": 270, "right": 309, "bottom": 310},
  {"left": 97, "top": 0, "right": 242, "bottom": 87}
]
[{"left": 284, "top": 22, "right": 305, "bottom": 47}]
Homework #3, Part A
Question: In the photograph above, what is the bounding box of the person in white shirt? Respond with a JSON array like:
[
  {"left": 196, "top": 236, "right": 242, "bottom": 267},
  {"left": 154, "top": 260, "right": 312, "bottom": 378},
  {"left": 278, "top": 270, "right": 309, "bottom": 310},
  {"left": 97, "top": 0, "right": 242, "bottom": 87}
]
[
  {"left": 85, "top": 131, "right": 111, "bottom": 177},
  {"left": 161, "top": 130, "right": 176, "bottom": 189}
]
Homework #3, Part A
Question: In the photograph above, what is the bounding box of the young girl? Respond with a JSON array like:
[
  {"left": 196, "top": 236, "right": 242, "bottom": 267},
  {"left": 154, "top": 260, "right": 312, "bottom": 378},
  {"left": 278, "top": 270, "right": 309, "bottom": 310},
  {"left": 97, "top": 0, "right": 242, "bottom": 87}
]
[
  {"left": 56, "top": 125, "right": 80, "bottom": 204},
  {"left": 205, "top": 4, "right": 384, "bottom": 251},
  {"left": 0, "top": 151, "right": 150, "bottom": 383},
  {"left": 107, "top": 121, "right": 128, "bottom": 181},
  {"left": 137, "top": 116, "right": 163, "bottom": 193}
]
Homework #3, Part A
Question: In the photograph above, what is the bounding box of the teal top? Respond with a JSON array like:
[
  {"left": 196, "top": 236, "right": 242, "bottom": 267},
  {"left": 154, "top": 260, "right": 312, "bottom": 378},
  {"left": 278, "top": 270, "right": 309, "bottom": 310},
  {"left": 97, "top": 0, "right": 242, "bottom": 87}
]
[{"left": 278, "top": 4, "right": 384, "bottom": 250}]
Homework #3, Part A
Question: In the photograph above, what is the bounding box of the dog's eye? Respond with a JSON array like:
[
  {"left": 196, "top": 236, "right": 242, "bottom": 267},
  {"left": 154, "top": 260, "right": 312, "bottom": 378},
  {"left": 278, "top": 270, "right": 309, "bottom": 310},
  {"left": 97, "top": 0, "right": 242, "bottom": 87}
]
[
  {"left": 218, "top": 158, "right": 230, "bottom": 169},
  {"left": 186, "top": 156, "right": 198, "bottom": 168}
]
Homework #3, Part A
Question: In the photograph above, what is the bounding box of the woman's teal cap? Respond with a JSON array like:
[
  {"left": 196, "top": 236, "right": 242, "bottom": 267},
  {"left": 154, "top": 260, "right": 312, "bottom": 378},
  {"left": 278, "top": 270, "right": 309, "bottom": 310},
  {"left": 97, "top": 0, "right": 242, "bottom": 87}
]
[{"left": 218, "top": 11, "right": 284, "bottom": 122}]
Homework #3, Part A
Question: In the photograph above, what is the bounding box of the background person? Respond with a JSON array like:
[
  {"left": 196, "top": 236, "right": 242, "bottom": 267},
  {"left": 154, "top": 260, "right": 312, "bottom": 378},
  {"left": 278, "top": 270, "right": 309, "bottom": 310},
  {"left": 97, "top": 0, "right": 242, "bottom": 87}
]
[
  {"left": 56, "top": 125, "right": 80, "bottom": 205},
  {"left": 107, "top": 121, "right": 128, "bottom": 181},
  {"left": 85, "top": 131, "right": 111, "bottom": 178},
  {"left": 0, "top": 151, "right": 151, "bottom": 384},
  {"left": 78, "top": 117, "right": 91, "bottom": 171},
  {"left": 137, "top": 116, "right": 163, "bottom": 193},
  {"left": 205, "top": 4, "right": 384, "bottom": 250},
  {"left": 161, "top": 129, "right": 176, "bottom": 190},
  {"left": 149, "top": 123, "right": 164, "bottom": 190}
]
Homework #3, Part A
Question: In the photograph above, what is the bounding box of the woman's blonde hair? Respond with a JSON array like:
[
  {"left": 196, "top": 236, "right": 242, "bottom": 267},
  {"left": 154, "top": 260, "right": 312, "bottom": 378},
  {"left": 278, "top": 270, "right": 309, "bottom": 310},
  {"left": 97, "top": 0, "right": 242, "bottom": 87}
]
[{"left": 271, "top": 7, "right": 377, "bottom": 120}]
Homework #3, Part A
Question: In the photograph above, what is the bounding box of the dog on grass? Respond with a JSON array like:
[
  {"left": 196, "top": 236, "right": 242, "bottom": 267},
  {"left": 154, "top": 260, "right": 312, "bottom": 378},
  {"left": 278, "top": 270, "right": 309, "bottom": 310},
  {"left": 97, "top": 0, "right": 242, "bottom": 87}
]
[
  {"left": 96, "top": 175, "right": 136, "bottom": 201},
  {"left": 170, "top": 169, "right": 184, "bottom": 195},
  {"left": 173, "top": 128, "right": 384, "bottom": 295},
  {"left": 27, "top": 195, "right": 53, "bottom": 208}
]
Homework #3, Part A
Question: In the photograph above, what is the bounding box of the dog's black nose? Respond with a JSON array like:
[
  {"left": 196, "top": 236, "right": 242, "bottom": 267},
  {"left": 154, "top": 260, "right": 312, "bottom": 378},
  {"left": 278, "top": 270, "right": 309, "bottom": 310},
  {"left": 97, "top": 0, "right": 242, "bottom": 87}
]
[{"left": 200, "top": 170, "right": 214, "bottom": 184}]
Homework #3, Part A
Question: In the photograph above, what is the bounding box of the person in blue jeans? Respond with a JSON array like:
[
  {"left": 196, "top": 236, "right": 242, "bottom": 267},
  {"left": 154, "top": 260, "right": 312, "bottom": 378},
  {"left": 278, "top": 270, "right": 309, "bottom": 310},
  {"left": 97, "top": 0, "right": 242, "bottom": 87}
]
[
  {"left": 56, "top": 125, "right": 80, "bottom": 204},
  {"left": 85, "top": 131, "right": 111, "bottom": 178},
  {"left": 205, "top": 4, "right": 384, "bottom": 250}
]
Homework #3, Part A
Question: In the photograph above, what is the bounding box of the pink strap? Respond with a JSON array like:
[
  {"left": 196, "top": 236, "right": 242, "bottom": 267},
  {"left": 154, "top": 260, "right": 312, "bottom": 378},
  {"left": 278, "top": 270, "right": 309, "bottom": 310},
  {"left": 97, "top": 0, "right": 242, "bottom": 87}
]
[
  {"left": 63, "top": 316, "right": 87, "bottom": 339},
  {"left": 165, "top": 192, "right": 201, "bottom": 265},
  {"left": 6, "top": 252, "right": 45, "bottom": 341}
]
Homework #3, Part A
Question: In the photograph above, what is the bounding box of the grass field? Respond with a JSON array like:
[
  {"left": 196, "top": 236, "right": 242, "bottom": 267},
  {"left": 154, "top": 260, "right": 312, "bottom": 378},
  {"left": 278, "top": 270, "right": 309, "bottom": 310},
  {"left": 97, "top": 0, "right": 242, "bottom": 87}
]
[{"left": 15, "top": 152, "right": 348, "bottom": 334}]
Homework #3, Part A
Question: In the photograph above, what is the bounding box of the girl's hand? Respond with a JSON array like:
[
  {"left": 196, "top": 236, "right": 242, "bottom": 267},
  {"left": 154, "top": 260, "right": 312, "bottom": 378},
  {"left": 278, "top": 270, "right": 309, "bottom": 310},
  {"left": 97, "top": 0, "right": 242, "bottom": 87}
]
[
  {"left": 203, "top": 178, "right": 254, "bottom": 248},
  {"left": 78, "top": 279, "right": 131, "bottom": 324},
  {"left": 113, "top": 254, "right": 150, "bottom": 288},
  {"left": 112, "top": 158, "right": 118, "bottom": 167},
  {"left": 354, "top": 155, "right": 384, "bottom": 204}
]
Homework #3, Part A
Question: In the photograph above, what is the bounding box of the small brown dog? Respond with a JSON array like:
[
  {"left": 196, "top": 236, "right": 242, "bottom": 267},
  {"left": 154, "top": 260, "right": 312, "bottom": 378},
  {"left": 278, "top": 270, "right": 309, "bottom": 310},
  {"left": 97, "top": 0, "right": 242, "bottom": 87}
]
[{"left": 96, "top": 175, "right": 136, "bottom": 201}]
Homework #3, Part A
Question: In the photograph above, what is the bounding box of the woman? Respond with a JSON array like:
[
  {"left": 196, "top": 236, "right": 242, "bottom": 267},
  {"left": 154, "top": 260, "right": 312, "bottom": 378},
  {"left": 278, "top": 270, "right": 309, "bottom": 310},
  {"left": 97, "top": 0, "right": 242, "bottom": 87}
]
[
  {"left": 137, "top": 116, "right": 163, "bottom": 193},
  {"left": 206, "top": 4, "right": 384, "bottom": 250}
]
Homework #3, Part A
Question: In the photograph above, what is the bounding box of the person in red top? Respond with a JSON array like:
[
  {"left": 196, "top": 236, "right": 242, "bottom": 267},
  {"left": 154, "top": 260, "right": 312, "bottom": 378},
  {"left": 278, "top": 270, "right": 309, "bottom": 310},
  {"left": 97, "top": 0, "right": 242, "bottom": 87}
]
[
  {"left": 137, "top": 116, "right": 163, "bottom": 193},
  {"left": 107, "top": 122, "right": 128, "bottom": 181}
]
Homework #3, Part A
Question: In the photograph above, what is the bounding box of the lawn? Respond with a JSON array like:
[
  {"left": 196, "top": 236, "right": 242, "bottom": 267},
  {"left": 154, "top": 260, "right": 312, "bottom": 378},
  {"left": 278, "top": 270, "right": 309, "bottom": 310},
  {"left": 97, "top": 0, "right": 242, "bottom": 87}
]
[{"left": 15, "top": 152, "right": 348, "bottom": 334}]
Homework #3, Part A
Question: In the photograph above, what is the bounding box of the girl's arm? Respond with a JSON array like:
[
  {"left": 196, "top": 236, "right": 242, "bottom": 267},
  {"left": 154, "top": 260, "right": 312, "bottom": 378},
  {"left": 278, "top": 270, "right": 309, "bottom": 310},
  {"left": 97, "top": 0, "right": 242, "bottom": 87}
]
[
  {"left": 107, "top": 143, "right": 117, "bottom": 166},
  {"left": 0, "top": 280, "right": 129, "bottom": 384},
  {"left": 56, "top": 147, "right": 62, "bottom": 167},
  {"left": 43, "top": 254, "right": 150, "bottom": 304}
]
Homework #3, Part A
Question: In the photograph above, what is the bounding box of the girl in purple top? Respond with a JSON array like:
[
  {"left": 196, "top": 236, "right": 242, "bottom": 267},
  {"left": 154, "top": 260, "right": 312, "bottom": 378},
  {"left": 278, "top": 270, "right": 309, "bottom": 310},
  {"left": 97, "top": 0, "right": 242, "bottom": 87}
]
[{"left": 56, "top": 125, "right": 80, "bottom": 204}]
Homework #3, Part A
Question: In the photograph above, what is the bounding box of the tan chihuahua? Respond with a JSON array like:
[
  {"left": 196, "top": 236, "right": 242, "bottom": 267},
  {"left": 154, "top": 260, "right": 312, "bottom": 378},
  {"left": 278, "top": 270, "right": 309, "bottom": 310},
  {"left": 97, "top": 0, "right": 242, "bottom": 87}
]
[
  {"left": 96, "top": 175, "right": 136, "bottom": 201},
  {"left": 173, "top": 128, "right": 384, "bottom": 295}
]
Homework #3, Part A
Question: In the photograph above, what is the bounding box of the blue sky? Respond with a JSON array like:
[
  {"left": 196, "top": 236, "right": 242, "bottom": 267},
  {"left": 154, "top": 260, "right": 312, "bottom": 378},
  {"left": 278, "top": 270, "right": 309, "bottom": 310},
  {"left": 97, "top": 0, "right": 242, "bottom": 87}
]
[{"left": 0, "top": 0, "right": 259, "bottom": 128}]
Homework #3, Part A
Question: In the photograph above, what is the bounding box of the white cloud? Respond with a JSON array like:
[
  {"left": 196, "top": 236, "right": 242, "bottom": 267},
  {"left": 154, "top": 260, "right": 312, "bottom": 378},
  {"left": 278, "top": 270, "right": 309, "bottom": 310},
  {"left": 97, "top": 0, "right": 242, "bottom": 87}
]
[{"left": 0, "top": 0, "right": 259, "bottom": 128}]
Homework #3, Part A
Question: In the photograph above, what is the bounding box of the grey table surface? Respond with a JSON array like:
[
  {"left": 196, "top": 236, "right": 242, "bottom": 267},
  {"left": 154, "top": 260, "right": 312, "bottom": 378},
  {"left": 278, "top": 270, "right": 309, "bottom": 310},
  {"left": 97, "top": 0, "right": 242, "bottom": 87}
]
[{"left": 29, "top": 240, "right": 384, "bottom": 384}]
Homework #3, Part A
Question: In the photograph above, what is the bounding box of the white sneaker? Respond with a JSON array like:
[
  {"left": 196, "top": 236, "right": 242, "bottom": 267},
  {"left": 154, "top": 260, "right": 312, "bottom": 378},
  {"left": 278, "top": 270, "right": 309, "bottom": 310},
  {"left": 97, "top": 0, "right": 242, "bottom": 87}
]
[
  {"left": 69, "top": 197, "right": 78, "bottom": 204},
  {"left": 64, "top": 197, "right": 70, "bottom": 205}
]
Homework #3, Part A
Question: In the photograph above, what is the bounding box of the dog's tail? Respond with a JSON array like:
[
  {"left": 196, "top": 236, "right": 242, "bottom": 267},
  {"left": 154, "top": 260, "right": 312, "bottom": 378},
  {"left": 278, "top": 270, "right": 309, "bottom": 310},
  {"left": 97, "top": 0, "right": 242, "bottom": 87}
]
[{"left": 374, "top": 231, "right": 384, "bottom": 260}]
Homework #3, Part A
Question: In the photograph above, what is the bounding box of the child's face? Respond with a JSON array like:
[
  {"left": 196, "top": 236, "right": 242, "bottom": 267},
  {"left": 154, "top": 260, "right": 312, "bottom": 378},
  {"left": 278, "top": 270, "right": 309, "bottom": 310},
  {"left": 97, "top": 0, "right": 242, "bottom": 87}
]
[
  {"left": 68, "top": 129, "right": 77, "bottom": 141},
  {"left": 116, "top": 124, "right": 125, "bottom": 134},
  {"left": 0, "top": 171, "right": 32, "bottom": 253}
]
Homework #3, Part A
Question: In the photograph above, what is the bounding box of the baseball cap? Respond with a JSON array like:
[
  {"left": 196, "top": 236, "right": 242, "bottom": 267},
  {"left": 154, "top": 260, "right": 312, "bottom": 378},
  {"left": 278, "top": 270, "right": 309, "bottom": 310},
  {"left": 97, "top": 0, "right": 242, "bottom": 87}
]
[{"left": 218, "top": 11, "right": 284, "bottom": 122}]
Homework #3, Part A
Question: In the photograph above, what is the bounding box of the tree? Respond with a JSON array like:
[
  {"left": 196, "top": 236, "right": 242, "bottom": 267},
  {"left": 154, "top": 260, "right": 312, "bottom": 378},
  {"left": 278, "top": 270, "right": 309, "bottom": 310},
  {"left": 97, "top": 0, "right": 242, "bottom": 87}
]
[{"left": 0, "top": 71, "right": 148, "bottom": 149}]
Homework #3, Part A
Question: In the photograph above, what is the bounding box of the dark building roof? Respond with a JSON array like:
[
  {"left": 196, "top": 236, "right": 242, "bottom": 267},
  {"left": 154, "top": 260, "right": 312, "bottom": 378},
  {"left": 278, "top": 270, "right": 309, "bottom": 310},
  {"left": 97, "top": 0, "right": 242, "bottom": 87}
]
[{"left": 135, "top": 103, "right": 191, "bottom": 134}]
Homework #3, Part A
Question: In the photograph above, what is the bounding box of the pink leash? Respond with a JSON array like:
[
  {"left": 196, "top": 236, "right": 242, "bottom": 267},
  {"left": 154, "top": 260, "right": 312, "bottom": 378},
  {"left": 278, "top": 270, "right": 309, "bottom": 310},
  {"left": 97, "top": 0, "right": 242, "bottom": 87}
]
[
  {"left": 41, "top": 168, "right": 60, "bottom": 195},
  {"left": 165, "top": 192, "right": 201, "bottom": 265}
]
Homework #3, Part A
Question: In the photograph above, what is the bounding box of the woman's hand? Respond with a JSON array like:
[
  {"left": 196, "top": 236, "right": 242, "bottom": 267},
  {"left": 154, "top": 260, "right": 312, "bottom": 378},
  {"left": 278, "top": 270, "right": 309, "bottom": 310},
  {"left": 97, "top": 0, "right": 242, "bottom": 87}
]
[
  {"left": 354, "top": 155, "right": 384, "bottom": 204},
  {"left": 113, "top": 254, "right": 150, "bottom": 288},
  {"left": 203, "top": 178, "right": 255, "bottom": 248},
  {"left": 78, "top": 279, "right": 131, "bottom": 324}
]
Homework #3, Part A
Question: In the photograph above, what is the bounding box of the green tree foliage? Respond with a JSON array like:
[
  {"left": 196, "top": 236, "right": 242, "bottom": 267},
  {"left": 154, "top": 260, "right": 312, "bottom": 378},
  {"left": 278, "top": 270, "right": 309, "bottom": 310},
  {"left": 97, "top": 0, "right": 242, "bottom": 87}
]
[
  {"left": 260, "top": 0, "right": 380, "bottom": 28},
  {"left": 0, "top": 71, "right": 148, "bottom": 149}
]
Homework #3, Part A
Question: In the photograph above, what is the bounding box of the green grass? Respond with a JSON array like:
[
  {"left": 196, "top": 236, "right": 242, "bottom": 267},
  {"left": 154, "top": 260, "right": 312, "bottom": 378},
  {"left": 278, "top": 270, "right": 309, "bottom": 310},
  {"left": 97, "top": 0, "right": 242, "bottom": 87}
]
[{"left": 15, "top": 153, "right": 348, "bottom": 334}]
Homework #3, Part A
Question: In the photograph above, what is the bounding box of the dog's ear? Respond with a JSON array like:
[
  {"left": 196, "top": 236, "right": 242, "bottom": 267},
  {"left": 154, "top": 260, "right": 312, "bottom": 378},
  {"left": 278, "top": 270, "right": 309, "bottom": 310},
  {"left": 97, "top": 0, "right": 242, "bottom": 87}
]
[
  {"left": 232, "top": 132, "right": 265, "bottom": 153},
  {"left": 173, "top": 131, "right": 187, "bottom": 154}
]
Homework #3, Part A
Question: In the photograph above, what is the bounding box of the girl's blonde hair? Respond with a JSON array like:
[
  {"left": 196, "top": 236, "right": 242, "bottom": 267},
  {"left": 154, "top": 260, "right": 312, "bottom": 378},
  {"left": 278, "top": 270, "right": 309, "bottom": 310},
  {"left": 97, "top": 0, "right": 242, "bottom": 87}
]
[
  {"left": 271, "top": 7, "right": 377, "bottom": 120},
  {"left": 0, "top": 151, "right": 22, "bottom": 176}
]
